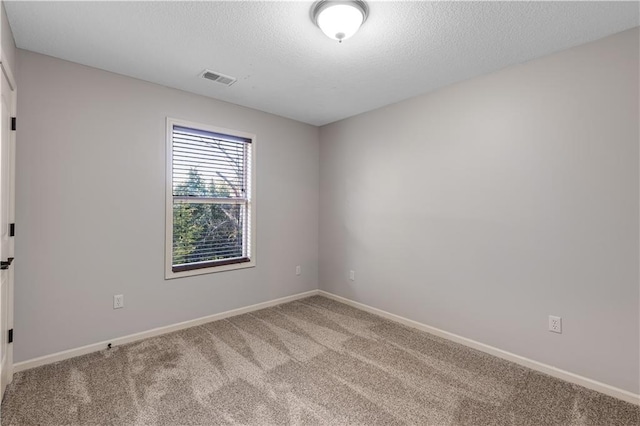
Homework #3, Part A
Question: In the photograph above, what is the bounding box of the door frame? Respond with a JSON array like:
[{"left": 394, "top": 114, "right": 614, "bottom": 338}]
[{"left": 0, "top": 45, "right": 17, "bottom": 398}]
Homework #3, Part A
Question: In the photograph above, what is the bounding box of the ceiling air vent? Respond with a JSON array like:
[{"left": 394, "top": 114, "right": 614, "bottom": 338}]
[{"left": 201, "top": 69, "right": 237, "bottom": 87}]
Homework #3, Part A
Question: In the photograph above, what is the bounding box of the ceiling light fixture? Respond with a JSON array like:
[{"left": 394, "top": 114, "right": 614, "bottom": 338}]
[{"left": 311, "top": 1, "right": 369, "bottom": 43}]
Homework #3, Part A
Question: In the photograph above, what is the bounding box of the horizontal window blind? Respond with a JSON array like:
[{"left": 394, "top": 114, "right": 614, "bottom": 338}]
[{"left": 171, "top": 125, "right": 252, "bottom": 272}]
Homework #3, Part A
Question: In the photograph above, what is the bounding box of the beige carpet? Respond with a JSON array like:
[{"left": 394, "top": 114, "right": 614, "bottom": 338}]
[{"left": 1, "top": 295, "right": 638, "bottom": 425}]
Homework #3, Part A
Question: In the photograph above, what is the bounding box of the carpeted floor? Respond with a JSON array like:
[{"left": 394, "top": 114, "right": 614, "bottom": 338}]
[{"left": 1, "top": 295, "right": 638, "bottom": 425}]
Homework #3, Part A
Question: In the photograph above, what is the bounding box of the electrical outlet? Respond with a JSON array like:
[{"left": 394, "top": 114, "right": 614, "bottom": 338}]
[
  {"left": 113, "top": 294, "right": 124, "bottom": 309},
  {"left": 296, "top": 265, "right": 301, "bottom": 276},
  {"left": 548, "top": 315, "right": 562, "bottom": 333},
  {"left": 349, "top": 270, "right": 355, "bottom": 281}
]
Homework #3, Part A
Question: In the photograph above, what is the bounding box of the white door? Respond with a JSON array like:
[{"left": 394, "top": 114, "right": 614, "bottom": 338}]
[{"left": 0, "top": 62, "right": 15, "bottom": 399}]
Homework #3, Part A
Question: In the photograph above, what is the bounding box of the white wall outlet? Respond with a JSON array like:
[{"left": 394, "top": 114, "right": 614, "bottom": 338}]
[
  {"left": 349, "top": 270, "right": 355, "bottom": 281},
  {"left": 296, "top": 265, "right": 301, "bottom": 276},
  {"left": 548, "top": 315, "right": 562, "bottom": 333},
  {"left": 113, "top": 294, "right": 124, "bottom": 309}
]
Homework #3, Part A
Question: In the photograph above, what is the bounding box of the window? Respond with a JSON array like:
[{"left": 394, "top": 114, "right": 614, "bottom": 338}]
[{"left": 165, "top": 118, "right": 255, "bottom": 279}]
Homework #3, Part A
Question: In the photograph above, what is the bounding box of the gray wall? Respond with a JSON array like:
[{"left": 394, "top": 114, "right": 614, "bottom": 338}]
[
  {"left": 319, "top": 28, "right": 639, "bottom": 394},
  {"left": 15, "top": 50, "right": 319, "bottom": 362}
]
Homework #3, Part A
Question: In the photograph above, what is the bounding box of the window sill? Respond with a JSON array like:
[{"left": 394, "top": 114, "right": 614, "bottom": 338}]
[{"left": 165, "top": 258, "right": 255, "bottom": 280}]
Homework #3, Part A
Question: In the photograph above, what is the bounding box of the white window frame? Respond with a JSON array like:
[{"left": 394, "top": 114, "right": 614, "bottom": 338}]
[{"left": 165, "top": 117, "right": 256, "bottom": 279}]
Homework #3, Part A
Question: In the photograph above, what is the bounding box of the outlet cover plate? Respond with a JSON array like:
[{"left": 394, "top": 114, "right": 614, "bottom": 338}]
[
  {"left": 114, "top": 294, "right": 124, "bottom": 309},
  {"left": 548, "top": 315, "right": 562, "bottom": 333}
]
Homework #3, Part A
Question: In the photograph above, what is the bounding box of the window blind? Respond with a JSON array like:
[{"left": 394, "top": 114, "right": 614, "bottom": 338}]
[{"left": 171, "top": 125, "right": 252, "bottom": 272}]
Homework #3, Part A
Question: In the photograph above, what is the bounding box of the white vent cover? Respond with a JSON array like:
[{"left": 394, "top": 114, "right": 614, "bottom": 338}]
[{"left": 201, "top": 69, "right": 237, "bottom": 87}]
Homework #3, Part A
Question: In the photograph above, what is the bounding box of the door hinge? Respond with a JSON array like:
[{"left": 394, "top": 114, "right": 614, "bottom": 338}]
[
  {"left": 8, "top": 328, "right": 13, "bottom": 344},
  {"left": 11, "top": 117, "right": 16, "bottom": 131},
  {"left": 9, "top": 223, "right": 14, "bottom": 237}
]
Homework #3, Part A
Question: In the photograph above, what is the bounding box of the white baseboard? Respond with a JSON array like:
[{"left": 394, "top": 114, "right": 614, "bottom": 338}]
[
  {"left": 13, "top": 288, "right": 638, "bottom": 406},
  {"left": 318, "top": 290, "right": 640, "bottom": 406},
  {"left": 13, "top": 289, "right": 320, "bottom": 373}
]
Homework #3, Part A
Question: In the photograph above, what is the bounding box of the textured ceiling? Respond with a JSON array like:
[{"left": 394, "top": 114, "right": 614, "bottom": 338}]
[{"left": 5, "top": 1, "right": 639, "bottom": 126}]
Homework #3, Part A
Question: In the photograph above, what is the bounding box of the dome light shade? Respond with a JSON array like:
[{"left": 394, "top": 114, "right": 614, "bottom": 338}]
[{"left": 311, "top": 1, "right": 369, "bottom": 43}]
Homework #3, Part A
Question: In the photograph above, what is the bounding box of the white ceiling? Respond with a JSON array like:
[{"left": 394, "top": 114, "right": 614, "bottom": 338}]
[{"left": 5, "top": 1, "right": 639, "bottom": 126}]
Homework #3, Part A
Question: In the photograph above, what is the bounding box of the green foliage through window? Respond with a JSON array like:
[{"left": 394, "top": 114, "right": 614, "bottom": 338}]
[{"left": 172, "top": 169, "right": 244, "bottom": 264}]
